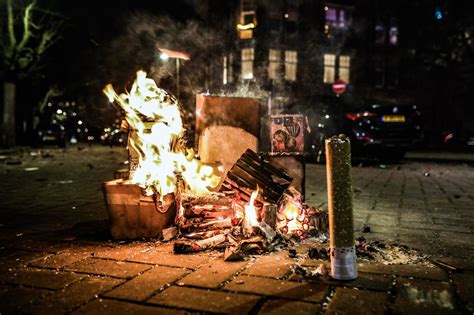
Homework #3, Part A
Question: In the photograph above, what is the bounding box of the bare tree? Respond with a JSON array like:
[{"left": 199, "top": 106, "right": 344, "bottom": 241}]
[{"left": 1, "top": 0, "right": 63, "bottom": 147}]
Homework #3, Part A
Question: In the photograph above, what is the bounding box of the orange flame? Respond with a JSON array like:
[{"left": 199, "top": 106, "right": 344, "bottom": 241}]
[
  {"left": 103, "top": 71, "right": 220, "bottom": 198},
  {"left": 244, "top": 186, "right": 259, "bottom": 227}
]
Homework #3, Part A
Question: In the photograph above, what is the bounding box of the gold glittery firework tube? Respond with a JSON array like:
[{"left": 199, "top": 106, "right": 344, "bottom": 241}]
[{"left": 325, "top": 134, "right": 357, "bottom": 280}]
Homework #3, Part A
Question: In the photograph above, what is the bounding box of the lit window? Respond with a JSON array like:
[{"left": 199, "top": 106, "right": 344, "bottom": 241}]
[
  {"left": 285, "top": 50, "right": 297, "bottom": 81},
  {"left": 326, "top": 8, "right": 337, "bottom": 23},
  {"left": 238, "top": 0, "right": 256, "bottom": 39},
  {"left": 223, "top": 56, "right": 228, "bottom": 85},
  {"left": 339, "top": 55, "right": 350, "bottom": 83},
  {"left": 389, "top": 26, "right": 398, "bottom": 45},
  {"left": 325, "top": 7, "right": 347, "bottom": 29},
  {"left": 268, "top": 49, "right": 281, "bottom": 80},
  {"left": 323, "top": 54, "right": 336, "bottom": 83},
  {"left": 241, "top": 48, "right": 254, "bottom": 80},
  {"left": 339, "top": 10, "right": 345, "bottom": 27},
  {"left": 239, "top": 29, "right": 253, "bottom": 39}
]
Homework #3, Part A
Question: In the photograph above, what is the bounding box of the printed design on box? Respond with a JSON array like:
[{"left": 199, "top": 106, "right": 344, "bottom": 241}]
[{"left": 270, "top": 115, "right": 304, "bottom": 154}]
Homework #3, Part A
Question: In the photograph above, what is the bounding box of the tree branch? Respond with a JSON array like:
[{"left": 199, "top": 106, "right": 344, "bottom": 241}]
[
  {"left": 17, "top": 0, "right": 37, "bottom": 50},
  {"left": 5, "top": 0, "right": 17, "bottom": 58}
]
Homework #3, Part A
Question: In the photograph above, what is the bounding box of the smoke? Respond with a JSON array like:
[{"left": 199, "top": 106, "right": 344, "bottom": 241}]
[{"left": 104, "top": 13, "right": 226, "bottom": 114}]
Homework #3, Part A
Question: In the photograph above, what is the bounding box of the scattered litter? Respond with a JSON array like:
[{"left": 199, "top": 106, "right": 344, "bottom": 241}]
[
  {"left": 24, "top": 167, "right": 39, "bottom": 171},
  {"left": 63, "top": 236, "right": 77, "bottom": 241},
  {"left": 288, "top": 248, "right": 297, "bottom": 258},
  {"left": 423, "top": 172, "right": 430, "bottom": 177},
  {"left": 356, "top": 236, "right": 430, "bottom": 265},
  {"left": 0, "top": 155, "right": 7, "bottom": 160},
  {"left": 57, "top": 180, "right": 73, "bottom": 184},
  {"left": 308, "top": 247, "right": 328, "bottom": 260},
  {"left": 235, "top": 279, "right": 245, "bottom": 284},
  {"left": 72, "top": 206, "right": 76, "bottom": 210},
  {"left": 162, "top": 226, "right": 178, "bottom": 242},
  {"left": 290, "top": 263, "right": 329, "bottom": 281},
  {"left": 430, "top": 259, "right": 457, "bottom": 271},
  {"left": 379, "top": 164, "right": 386, "bottom": 169},
  {"left": 16, "top": 233, "right": 23, "bottom": 237},
  {"left": 224, "top": 247, "right": 245, "bottom": 261}
]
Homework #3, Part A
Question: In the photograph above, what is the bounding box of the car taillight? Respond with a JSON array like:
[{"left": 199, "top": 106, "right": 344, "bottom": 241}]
[{"left": 345, "top": 112, "right": 377, "bottom": 121}]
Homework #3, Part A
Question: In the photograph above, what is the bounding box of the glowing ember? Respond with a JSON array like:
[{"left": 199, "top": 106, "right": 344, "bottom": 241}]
[
  {"left": 277, "top": 193, "right": 306, "bottom": 234},
  {"left": 103, "top": 71, "right": 220, "bottom": 198}
]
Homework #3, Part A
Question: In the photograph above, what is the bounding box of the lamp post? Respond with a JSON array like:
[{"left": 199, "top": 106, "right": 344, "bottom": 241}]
[{"left": 158, "top": 47, "right": 190, "bottom": 100}]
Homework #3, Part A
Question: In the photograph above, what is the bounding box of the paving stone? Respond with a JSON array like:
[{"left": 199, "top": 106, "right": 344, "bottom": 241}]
[
  {"left": 434, "top": 257, "right": 474, "bottom": 271},
  {"left": 148, "top": 285, "right": 260, "bottom": 313},
  {"left": 358, "top": 263, "right": 448, "bottom": 281},
  {"left": 180, "top": 259, "right": 247, "bottom": 289},
  {"left": 326, "top": 287, "right": 388, "bottom": 315},
  {"left": 394, "top": 277, "right": 457, "bottom": 314},
  {"left": 127, "top": 249, "right": 210, "bottom": 269},
  {"left": 30, "top": 250, "right": 93, "bottom": 269},
  {"left": 105, "top": 266, "right": 188, "bottom": 301},
  {"left": 93, "top": 243, "right": 150, "bottom": 260},
  {"left": 326, "top": 272, "right": 394, "bottom": 291},
  {"left": 242, "top": 252, "right": 295, "bottom": 279},
  {"left": 66, "top": 258, "right": 151, "bottom": 278},
  {"left": 258, "top": 299, "right": 320, "bottom": 315},
  {"left": 73, "top": 298, "right": 186, "bottom": 315},
  {"left": 438, "top": 231, "right": 474, "bottom": 247},
  {"left": 0, "top": 250, "right": 52, "bottom": 271},
  {"left": 224, "top": 275, "right": 328, "bottom": 303},
  {"left": 0, "top": 284, "right": 51, "bottom": 312},
  {"left": 0, "top": 268, "right": 84, "bottom": 289},
  {"left": 452, "top": 272, "right": 474, "bottom": 308},
  {"left": 27, "top": 276, "right": 123, "bottom": 314},
  {"left": 10, "top": 240, "right": 74, "bottom": 254}
]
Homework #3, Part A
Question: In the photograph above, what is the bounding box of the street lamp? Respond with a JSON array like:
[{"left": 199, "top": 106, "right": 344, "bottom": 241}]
[{"left": 158, "top": 47, "right": 190, "bottom": 100}]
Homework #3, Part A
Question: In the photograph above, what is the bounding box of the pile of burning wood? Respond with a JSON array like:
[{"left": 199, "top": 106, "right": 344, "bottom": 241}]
[
  {"left": 102, "top": 71, "right": 327, "bottom": 261},
  {"left": 173, "top": 150, "right": 328, "bottom": 260}
]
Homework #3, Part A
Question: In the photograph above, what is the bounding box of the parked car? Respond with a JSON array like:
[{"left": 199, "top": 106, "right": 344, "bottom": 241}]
[
  {"left": 343, "top": 102, "right": 423, "bottom": 161},
  {"left": 304, "top": 100, "right": 423, "bottom": 163},
  {"left": 34, "top": 122, "right": 67, "bottom": 148}
]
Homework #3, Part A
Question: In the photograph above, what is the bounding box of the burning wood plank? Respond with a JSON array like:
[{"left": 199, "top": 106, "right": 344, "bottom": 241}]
[
  {"left": 178, "top": 191, "right": 236, "bottom": 233},
  {"left": 220, "top": 149, "right": 293, "bottom": 204},
  {"left": 174, "top": 234, "right": 227, "bottom": 254}
]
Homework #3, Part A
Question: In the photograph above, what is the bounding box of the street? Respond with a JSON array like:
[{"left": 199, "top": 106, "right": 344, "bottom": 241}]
[{"left": 0, "top": 145, "right": 473, "bottom": 313}]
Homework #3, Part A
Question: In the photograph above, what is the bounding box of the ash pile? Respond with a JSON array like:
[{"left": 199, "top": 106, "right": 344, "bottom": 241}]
[{"left": 170, "top": 149, "right": 328, "bottom": 261}]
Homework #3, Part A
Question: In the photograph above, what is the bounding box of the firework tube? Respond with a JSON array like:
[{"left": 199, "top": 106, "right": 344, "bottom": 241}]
[{"left": 325, "top": 134, "right": 357, "bottom": 280}]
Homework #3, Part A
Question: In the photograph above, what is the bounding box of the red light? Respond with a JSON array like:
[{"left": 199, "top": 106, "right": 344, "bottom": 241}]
[
  {"left": 345, "top": 113, "right": 359, "bottom": 121},
  {"left": 345, "top": 112, "right": 376, "bottom": 121}
]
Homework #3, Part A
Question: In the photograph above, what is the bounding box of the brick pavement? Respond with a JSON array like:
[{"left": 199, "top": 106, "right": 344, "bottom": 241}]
[{"left": 0, "top": 146, "right": 473, "bottom": 313}]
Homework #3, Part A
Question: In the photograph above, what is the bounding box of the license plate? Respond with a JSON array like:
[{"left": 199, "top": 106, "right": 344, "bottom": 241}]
[
  {"left": 382, "top": 115, "right": 405, "bottom": 123},
  {"left": 42, "top": 136, "right": 56, "bottom": 141}
]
